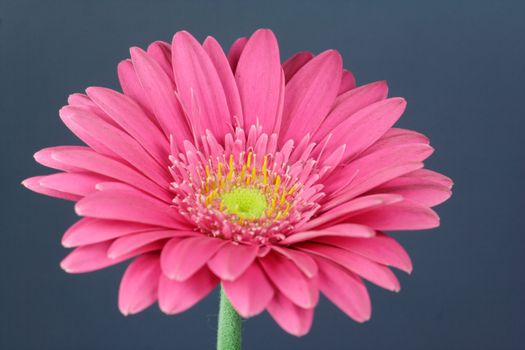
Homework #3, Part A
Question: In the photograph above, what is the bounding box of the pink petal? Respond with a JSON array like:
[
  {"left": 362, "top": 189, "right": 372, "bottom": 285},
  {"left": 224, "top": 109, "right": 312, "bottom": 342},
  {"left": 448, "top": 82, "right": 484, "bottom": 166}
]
[
  {"left": 271, "top": 246, "right": 318, "bottom": 278},
  {"left": 67, "top": 93, "right": 120, "bottom": 128},
  {"left": 86, "top": 87, "right": 169, "bottom": 166},
  {"left": 361, "top": 128, "right": 430, "bottom": 157},
  {"left": 172, "top": 31, "right": 231, "bottom": 139},
  {"left": 314, "top": 256, "right": 371, "bottom": 322},
  {"left": 259, "top": 252, "right": 319, "bottom": 309},
  {"left": 282, "top": 51, "right": 313, "bottom": 82},
  {"left": 207, "top": 243, "right": 258, "bottom": 281},
  {"left": 22, "top": 176, "right": 80, "bottom": 201},
  {"left": 49, "top": 147, "right": 170, "bottom": 202},
  {"left": 146, "top": 41, "right": 173, "bottom": 80},
  {"left": 298, "top": 243, "right": 400, "bottom": 291},
  {"left": 328, "top": 98, "right": 407, "bottom": 161},
  {"left": 109, "top": 230, "right": 196, "bottom": 259},
  {"left": 62, "top": 218, "right": 155, "bottom": 248},
  {"left": 33, "top": 146, "right": 89, "bottom": 172},
  {"left": 158, "top": 267, "right": 218, "bottom": 314},
  {"left": 227, "top": 37, "right": 248, "bottom": 72},
  {"left": 60, "top": 106, "right": 169, "bottom": 186},
  {"left": 266, "top": 292, "right": 314, "bottom": 337},
  {"left": 38, "top": 172, "right": 109, "bottom": 197},
  {"left": 315, "top": 233, "right": 413, "bottom": 273},
  {"left": 235, "top": 29, "right": 282, "bottom": 133},
  {"left": 129, "top": 48, "right": 192, "bottom": 146},
  {"left": 323, "top": 142, "right": 434, "bottom": 209},
  {"left": 60, "top": 240, "right": 161, "bottom": 274},
  {"left": 118, "top": 254, "right": 161, "bottom": 315},
  {"left": 300, "top": 194, "right": 403, "bottom": 231},
  {"left": 350, "top": 199, "right": 440, "bottom": 230},
  {"left": 59, "top": 106, "right": 119, "bottom": 158},
  {"left": 338, "top": 69, "right": 357, "bottom": 95},
  {"left": 203, "top": 36, "right": 244, "bottom": 123},
  {"left": 280, "top": 223, "right": 375, "bottom": 245},
  {"left": 75, "top": 187, "right": 186, "bottom": 229},
  {"left": 370, "top": 176, "right": 452, "bottom": 207},
  {"left": 222, "top": 262, "right": 274, "bottom": 318},
  {"left": 279, "top": 50, "right": 343, "bottom": 143},
  {"left": 314, "top": 81, "right": 388, "bottom": 141},
  {"left": 117, "top": 60, "right": 155, "bottom": 117},
  {"left": 405, "top": 169, "right": 454, "bottom": 188},
  {"left": 327, "top": 163, "right": 424, "bottom": 213},
  {"left": 161, "top": 236, "right": 227, "bottom": 281}
]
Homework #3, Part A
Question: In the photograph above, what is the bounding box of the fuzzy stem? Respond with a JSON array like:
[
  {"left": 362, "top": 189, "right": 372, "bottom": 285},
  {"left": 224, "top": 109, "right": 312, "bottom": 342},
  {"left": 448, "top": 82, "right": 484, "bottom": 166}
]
[{"left": 217, "top": 285, "right": 242, "bottom": 350}]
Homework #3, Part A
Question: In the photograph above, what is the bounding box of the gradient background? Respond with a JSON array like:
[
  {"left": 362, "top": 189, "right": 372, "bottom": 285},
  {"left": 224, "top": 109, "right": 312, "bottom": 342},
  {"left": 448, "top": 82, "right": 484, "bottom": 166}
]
[{"left": 1, "top": 0, "right": 524, "bottom": 349}]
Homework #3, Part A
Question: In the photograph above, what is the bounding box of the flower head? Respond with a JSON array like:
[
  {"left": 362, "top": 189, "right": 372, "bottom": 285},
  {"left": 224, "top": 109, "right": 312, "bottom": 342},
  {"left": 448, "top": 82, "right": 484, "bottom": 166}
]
[{"left": 24, "top": 29, "right": 452, "bottom": 336}]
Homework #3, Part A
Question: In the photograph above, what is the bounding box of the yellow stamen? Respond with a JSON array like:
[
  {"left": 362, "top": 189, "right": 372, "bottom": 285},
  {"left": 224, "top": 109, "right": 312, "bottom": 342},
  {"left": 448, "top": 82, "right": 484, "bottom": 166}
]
[
  {"left": 262, "top": 156, "right": 268, "bottom": 184},
  {"left": 240, "top": 164, "right": 247, "bottom": 181},
  {"left": 227, "top": 155, "right": 234, "bottom": 182},
  {"left": 247, "top": 151, "right": 252, "bottom": 168},
  {"left": 217, "top": 162, "right": 222, "bottom": 180}
]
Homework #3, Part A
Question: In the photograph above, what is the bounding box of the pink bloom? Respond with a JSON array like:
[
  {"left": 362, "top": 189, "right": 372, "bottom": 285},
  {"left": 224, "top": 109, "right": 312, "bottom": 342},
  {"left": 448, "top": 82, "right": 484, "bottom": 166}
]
[{"left": 23, "top": 29, "right": 452, "bottom": 336}]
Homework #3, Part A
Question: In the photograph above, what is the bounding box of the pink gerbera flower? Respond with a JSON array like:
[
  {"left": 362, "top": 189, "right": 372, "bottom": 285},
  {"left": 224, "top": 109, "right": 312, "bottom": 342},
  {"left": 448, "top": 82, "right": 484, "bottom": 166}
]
[{"left": 24, "top": 29, "right": 452, "bottom": 337}]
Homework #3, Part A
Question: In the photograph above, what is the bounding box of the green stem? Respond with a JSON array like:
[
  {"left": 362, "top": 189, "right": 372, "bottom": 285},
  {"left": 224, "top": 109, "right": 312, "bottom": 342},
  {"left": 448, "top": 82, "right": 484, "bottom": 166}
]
[{"left": 217, "top": 285, "right": 242, "bottom": 350}]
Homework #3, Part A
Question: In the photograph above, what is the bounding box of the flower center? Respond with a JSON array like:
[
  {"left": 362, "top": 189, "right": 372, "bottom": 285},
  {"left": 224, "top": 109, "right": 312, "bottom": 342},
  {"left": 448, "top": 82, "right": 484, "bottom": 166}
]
[
  {"left": 220, "top": 187, "right": 267, "bottom": 219},
  {"left": 170, "top": 126, "right": 326, "bottom": 245}
]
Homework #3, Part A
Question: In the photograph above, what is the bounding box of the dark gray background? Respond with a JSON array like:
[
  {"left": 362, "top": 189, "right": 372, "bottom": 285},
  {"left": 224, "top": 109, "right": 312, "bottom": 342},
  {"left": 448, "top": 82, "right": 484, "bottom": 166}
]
[{"left": 1, "top": 0, "right": 523, "bottom": 349}]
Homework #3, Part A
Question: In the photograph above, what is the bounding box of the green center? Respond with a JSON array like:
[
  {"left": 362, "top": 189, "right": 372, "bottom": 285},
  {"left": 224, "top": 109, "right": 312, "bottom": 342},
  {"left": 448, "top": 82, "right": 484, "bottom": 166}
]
[{"left": 220, "top": 187, "right": 268, "bottom": 219}]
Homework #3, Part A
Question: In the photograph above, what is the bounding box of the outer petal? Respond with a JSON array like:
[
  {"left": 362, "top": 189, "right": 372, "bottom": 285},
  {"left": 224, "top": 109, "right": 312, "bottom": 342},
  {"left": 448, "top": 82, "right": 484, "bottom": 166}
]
[
  {"left": 282, "top": 51, "right": 313, "bottom": 82},
  {"left": 33, "top": 146, "right": 89, "bottom": 172},
  {"left": 323, "top": 143, "right": 434, "bottom": 210},
  {"left": 279, "top": 50, "right": 343, "bottom": 143},
  {"left": 49, "top": 147, "right": 170, "bottom": 202},
  {"left": 118, "top": 254, "right": 161, "bottom": 315},
  {"left": 222, "top": 263, "right": 274, "bottom": 318},
  {"left": 86, "top": 87, "right": 169, "bottom": 166},
  {"left": 62, "top": 218, "right": 155, "bottom": 248},
  {"left": 203, "top": 36, "right": 244, "bottom": 123},
  {"left": 267, "top": 292, "right": 314, "bottom": 337},
  {"left": 161, "top": 236, "right": 227, "bottom": 281},
  {"left": 337, "top": 69, "right": 357, "bottom": 95},
  {"left": 129, "top": 47, "right": 192, "bottom": 145},
  {"left": 60, "top": 106, "right": 169, "bottom": 185},
  {"left": 207, "top": 243, "right": 259, "bottom": 281},
  {"left": 109, "top": 230, "right": 196, "bottom": 259},
  {"left": 75, "top": 187, "right": 187, "bottom": 229},
  {"left": 38, "top": 172, "right": 108, "bottom": 197},
  {"left": 67, "top": 93, "right": 121, "bottom": 128},
  {"left": 117, "top": 59, "right": 155, "bottom": 117},
  {"left": 298, "top": 243, "right": 400, "bottom": 292},
  {"left": 300, "top": 194, "right": 403, "bottom": 231},
  {"left": 328, "top": 98, "right": 407, "bottom": 161},
  {"left": 59, "top": 106, "right": 119, "bottom": 158},
  {"left": 259, "top": 252, "right": 318, "bottom": 309},
  {"left": 314, "top": 256, "right": 371, "bottom": 322},
  {"left": 172, "top": 31, "right": 231, "bottom": 139},
  {"left": 405, "top": 168, "right": 454, "bottom": 188},
  {"left": 350, "top": 200, "right": 440, "bottom": 230},
  {"left": 315, "top": 233, "right": 413, "bottom": 273},
  {"left": 370, "top": 172, "right": 452, "bottom": 207},
  {"left": 361, "top": 128, "right": 429, "bottom": 156},
  {"left": 146, "top": 41, "right": 173, "bottom": 80},
  {"left": 271, "top": 246, "right": 318, "bottom": 278},
  {"left": 314, "top": 81, "right": 389, "bottom": 141},
  {"left": 235, "top": 29, "right": 282, "bottom": 133},
  {"left": 60, "top": 240, "right": 162, "bottom": 274},
  {"left": 280, "top": 223, "right": 375, "bottom": 245},
  {"left": 227, "top": 37, "right": 247, "bottom": 72},
  {"left": 158, "top": 267, "right": 218, "bottom": 314},
  {"left": 22, "top": 176, "right": 80, "bottom": 201}
]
